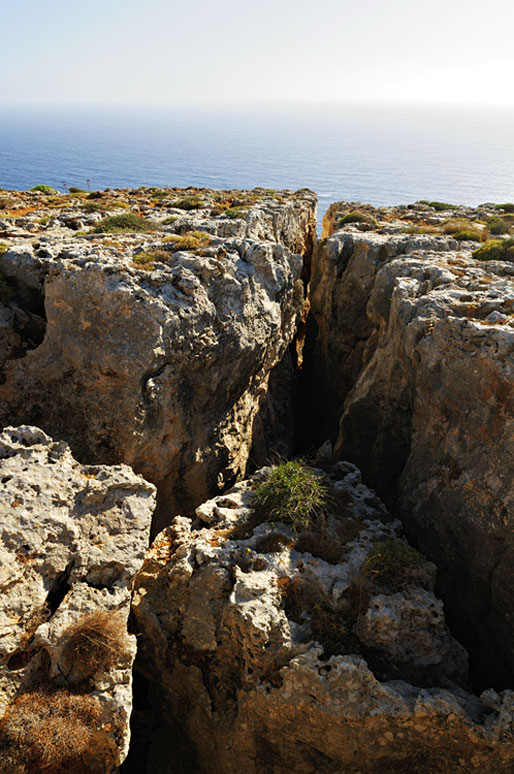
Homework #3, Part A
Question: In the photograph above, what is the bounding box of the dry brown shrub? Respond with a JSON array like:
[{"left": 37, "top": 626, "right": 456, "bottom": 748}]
[
  {"left": 62, "top": 610, "right": 130, "bottom": 677},
  {"left": 0, "top": 688, "right": 102, "bottom": 773}
]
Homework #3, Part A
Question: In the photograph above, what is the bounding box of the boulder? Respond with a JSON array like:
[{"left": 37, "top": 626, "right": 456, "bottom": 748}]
[{"left": 0, "top": 425, "right": 155, "bottom": 772}]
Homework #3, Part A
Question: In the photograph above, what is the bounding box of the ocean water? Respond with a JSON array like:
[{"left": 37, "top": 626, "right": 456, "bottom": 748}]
[{"left": 1, "top": 104, "right": 514, "bottom": 229}]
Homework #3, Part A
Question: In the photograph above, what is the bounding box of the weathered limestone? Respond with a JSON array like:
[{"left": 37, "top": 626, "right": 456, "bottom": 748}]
[
  {"left": 308, "top": 208, "right": 514, "bottom": 687},
  {"left": 0, "top": 425, "right": 155, "bottom": 772},
  {"left": 131, "top": 463, "right": 514, "bottom": 774},
  {"left": 0, "top": 188, "right": 316, "bottom": 525}
]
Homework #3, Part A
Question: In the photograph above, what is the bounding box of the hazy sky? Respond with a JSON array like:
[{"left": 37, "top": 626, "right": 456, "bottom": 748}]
[{"left": 2, "top": 0, "right": 513, "bottom": 108}]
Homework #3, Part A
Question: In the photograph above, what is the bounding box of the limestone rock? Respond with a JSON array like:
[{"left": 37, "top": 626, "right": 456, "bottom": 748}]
[
  {"left": 0, "top": 188, "right": 316, "bottom": 525},
  {"left": 308, "top": 210, "right": 514, "bottom": 687},
  {"left": 0, "top": 425, "right": 155, "bottom": 772},
  {"left": 130, "top": 464, "right": 514, "bottom": 773}
]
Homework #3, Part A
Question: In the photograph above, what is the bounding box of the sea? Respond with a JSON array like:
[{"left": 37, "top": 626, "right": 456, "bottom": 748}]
[{"left": 1, "top": 104, "right": 514, "bottom": 230}]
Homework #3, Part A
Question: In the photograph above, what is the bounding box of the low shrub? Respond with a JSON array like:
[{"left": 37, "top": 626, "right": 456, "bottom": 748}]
[
  {"left": 494, "top": 203, "right": 514, "bottom": 213},
  {"left": 68, "top": 187, "right": 85, "bottom": 194},
  {"left": 0, "top": 688, "right": 103, "bottom": 773},
  {"left": 451, "top": 228, "right": 485, "bottom": 242},
  {"left": 254, "top": 460, "right": 327, "bottom": 533},
  {"left": 338, "top": 210, "right": 374, "bottom": 226},
  {"left": 171, "top": 196, "right": 204, "bottom": 210},
  {"left": 61, "top": 610, "right": 130, "bottom": 677},
  {"left": 486, "top": 216, "right": 511, "bottom": 235},
  {"left": 161, "top": 216, "right": 177, "bottom": 225},
  {"left": 442, "top": 220, "right": 486, "bottom": 241},
  {"left": 472, "top": 238, "right": 514, "bottom": 262},
  {"left": 92, "top": 213, "right": 157, "bottom": 234},
  {"left": 150, "top": 189, "right": 170, "bottom": 199},
  {"left": 30, "top": 184, "right": 57, "bottom": 194}
]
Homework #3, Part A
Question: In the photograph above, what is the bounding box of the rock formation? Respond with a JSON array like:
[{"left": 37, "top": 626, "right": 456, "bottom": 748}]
[
  {"left": 131, "top": 462, "right": 514, "bottom": 774},
  {"left": 0, "top": 424, "right": 155, "bottom": 772},
  {"left": 2, "top": 189, "right": 514, "bottom": 773},
  {"left": 307, "top": 202, "right": 514, "bottom": 687},
  {"left": 0, "top": 187, "right": 316, "bottom": 527}
]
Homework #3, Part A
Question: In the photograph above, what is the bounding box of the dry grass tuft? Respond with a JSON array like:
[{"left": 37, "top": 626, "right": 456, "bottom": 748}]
[
  {"left": 61, "top": 610, "right": 130, "bottom": 677},
  {"left": 0, "top": 688, "right": 103, "bottom": 773}
]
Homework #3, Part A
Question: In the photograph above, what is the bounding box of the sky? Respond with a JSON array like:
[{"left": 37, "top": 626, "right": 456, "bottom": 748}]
[{"left": 1, "top": 0, "right": 514, "bottom": 108}]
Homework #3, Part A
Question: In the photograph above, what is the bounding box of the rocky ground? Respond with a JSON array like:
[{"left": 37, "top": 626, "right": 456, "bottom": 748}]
[{"left": 1, "top": 188, "right": 514, "bottom": 772}]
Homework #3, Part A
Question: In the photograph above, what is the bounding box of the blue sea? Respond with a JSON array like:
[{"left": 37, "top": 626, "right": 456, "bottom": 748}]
[{"left": 1, "top": 104, "right": 514, "bottom": 229}]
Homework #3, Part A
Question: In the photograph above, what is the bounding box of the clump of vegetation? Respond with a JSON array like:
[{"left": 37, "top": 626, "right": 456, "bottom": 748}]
[
  {"left": 363, "top": 539, "right": 422, "bottom": 588},
  {"left": 163, "top": 232, "right": 211, "bottom": 251},
  {"left": 92, "top": 213, "right": 157, "bottom": 234},
  {"left": 338, "top": 210, "right": 375, "bottom": 226},
  {"left": 418, "top": 200, "right": 455, "bottom": 211},
  {"left": 68, "top": 187, "right": 85, "bottom": 194},
  {"left": 472, "top": 238, "right": 514, "bottom": 262},
  {"left": 132, "top": 249, "right": 171, "bottom": 270},
  {"left": 486, "top": 215, "right": 511, "bottom": 236},
  {"left": 254, "top": 460, "right": 328, "bottom": 533},
  {"left": 161, "top": 215, "right": 177, "bottom": 225},
  {"left": 149, "top": 189, "right": 170, "bottom": 199},
  {"left": 494, "top": 203, "right": 514, "bottom": 213},
  {"left": 61, "top": 610, "right": 130, "bottom": 677},
  {"left": 442, "top": 219, "right": 486, "bottom": 242},
  {"left": 172, "top": 196, "right": 204, "bottom": 210},
  {"left": 223, "top": 207, "right": 248, "bottom": 219},
  {"left": 30, "top": 184, "right": 57, "bottom": 194},
  {"left": 0, "top": 243, "right": 8, "bottom": 255},
  {"left": 0, "top": 688, "right": 103, "bottom": 773}
]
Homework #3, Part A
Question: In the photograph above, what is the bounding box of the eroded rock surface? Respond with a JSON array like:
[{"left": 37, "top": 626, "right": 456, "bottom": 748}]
[
  {"left": 0, "top": 187, "right": 316, "bottom": 525},
  {"left": 307, "top": 203, "right": 514, "bottom": 687},
  {"left": 131, "top": 463, "right": 514, "bottom": 774},
  {"left": 0, "top": 425, "right": 155, "bottom": 772}
]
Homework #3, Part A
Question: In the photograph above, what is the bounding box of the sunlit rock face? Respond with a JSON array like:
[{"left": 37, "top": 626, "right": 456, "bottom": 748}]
[
  {"left": 130, "top": 463, "right": 514, "bottom": 774},
  {"left": 0, "top": 425, "right": 155, "bottom": 772},
  {"left": 307, "top": 202, "right": 514, "bottom": 688},
  {"left": 0, "top": 187, "right": 316, "bottom": 525}
]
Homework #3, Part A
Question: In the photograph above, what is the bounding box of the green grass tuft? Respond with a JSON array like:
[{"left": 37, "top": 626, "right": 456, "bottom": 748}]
[{"left": 254, "top": 460, "right": 327, "bottom": 534}]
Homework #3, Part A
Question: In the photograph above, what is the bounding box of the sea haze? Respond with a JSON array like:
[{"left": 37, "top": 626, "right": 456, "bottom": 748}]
[{"left": 1, "top": 104, "right": 514, "bottom": 228}]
